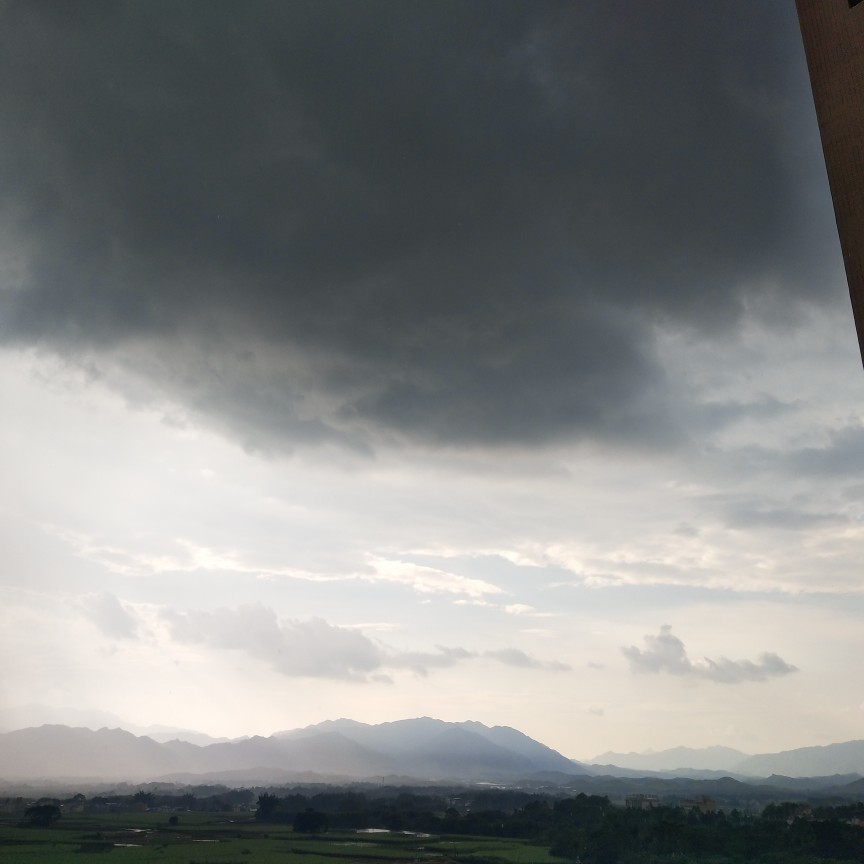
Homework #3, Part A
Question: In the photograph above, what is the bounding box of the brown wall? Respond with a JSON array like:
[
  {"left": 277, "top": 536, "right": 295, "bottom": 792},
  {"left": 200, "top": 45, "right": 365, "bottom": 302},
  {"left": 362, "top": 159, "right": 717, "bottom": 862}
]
[{"left": 796, "top": 0, "right": 864, "bottom": 361}]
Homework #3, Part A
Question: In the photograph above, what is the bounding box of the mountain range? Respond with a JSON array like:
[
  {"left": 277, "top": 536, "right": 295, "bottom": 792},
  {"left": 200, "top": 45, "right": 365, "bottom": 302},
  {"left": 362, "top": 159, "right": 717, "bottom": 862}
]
[
  {"left": 590, "top": 746, "right": 747, "bottom": 773},
  {"left": 0, "top": 718, "right": 585, "bottom": 784},
  {"left": 587, "top": 741, "right": 864, "bottom": 778},
  {"left": 3, "top": 717, "right": 864, "bottom": 786}
]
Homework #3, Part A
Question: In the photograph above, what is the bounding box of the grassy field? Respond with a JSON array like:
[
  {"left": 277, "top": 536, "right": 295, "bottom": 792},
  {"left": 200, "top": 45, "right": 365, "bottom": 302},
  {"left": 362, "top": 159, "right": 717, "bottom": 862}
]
[{"left": 0, "top": 811, "right": 568, "bottom": 864}]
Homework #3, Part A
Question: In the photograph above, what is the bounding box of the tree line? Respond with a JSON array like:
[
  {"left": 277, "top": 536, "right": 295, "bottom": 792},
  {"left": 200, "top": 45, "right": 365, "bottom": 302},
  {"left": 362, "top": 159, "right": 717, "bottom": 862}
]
[
  {"left": 256, "top": 790, "right": 864, "bottom": 864},
  {"left": 7, "top": 785, "right": 864, "bottom": 863}
]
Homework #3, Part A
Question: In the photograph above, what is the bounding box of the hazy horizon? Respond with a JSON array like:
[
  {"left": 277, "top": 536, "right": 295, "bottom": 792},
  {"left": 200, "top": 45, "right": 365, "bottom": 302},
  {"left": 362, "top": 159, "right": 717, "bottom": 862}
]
[
  {"left": 0, "top": 706, "right": 831, "bottom": 762},
  {"left": 2, "top": 1, "right": 863, "bottom": 761},
  {"left": 6, "top": 705, "right": 864, "bottom": 779}
]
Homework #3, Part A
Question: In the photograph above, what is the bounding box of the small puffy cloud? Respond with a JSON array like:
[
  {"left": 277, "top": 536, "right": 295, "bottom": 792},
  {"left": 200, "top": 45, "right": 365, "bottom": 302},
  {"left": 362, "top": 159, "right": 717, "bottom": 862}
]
[
  {"left": 501, "top": 604, "right": 555, "bottom": 618},
  {"left": 365, "top": 556, "right": 503, "bottom": 598},
  {"left": 623, "top": 625, "right": 692, "bottom": 676},
  {"left": 158, "top": 603, "right": 566, "bottom": 681},
  {"left": 453, "top": 599, "right": 495, "bottom": 608},
  {"left": 623, "top": 625, "right": 797, "bottom": 684},
  {"left": 390, "top": 646, "right": 475, "bottom": 677},
  {"left": 391, "top": 645, "right": 569, "bottom": 676},
  {"left": 697, "top": 651, "right": 798, "bottom": 684},
  {"left": 80, "top": 591, "right": 139, "bottom": 640},
  {"left": 483, "top": 648, "right": 571, "bottom": 672},
  {"left": 161, "top": 605, "right": 382, "bottom": 681},
  {"left": 504, "top": 604, "right": 536, "bottom": 615}
]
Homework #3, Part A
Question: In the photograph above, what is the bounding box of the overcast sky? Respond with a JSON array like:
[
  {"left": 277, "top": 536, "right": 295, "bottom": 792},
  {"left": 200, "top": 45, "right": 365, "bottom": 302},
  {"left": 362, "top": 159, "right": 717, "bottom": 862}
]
[{"left": 1, "top": 0, "right": 863, "bottom": 761}]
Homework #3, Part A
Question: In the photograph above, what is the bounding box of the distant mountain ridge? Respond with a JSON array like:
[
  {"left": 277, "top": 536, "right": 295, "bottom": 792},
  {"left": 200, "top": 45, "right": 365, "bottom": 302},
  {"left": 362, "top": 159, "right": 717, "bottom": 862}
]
[
  {"left": 736, "top": 740, "right": 864, "bottom": 778},
  {"left": 0, "top": 718, "right": 587, "bottom": 784},
  {"left": 588, "top": 741, "right": 864, "bottom": 779},
  {"left": 589, "top": 746, "right": 747, "bottom": 773},
  {"left": 0, "top": 704, "right": 230, "bottom": 746}
]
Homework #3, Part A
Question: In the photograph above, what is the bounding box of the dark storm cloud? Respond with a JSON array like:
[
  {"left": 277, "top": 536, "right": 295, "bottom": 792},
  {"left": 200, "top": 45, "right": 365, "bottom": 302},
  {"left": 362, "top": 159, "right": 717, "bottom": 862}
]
[
  {"left": 785, "top": 425, "right": 864, "bottom": 476},
  {"left": 0, "top": 1, "right": 836, "bottom": 449},
  {"left": 697, "top": 491, "right": 846, "bottom": 532},
  {"left": 716, "top": 424, "right": 864, "bottom": 481},
  {"left": 722, "top": 503, "right": 842, "bottom": 531},
  {"left": 623, "top": 625, "right": 797, "bottom": 684},
  {"left": 688, "top": 395, "right": 796, "bottom": 435}
]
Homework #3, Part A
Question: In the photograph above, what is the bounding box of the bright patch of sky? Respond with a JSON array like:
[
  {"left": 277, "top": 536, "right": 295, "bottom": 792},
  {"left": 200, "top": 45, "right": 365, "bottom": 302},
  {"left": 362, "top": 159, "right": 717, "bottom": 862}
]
[{"left": 1, "top": 1, "right": 864, "bottom": 760}]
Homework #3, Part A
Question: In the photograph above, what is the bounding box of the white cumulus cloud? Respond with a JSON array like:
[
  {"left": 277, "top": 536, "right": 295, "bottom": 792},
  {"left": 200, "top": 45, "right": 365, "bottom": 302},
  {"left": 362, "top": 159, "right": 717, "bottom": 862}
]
[{"left": 623, "top": 625, "right": 797, "bottom": 684}]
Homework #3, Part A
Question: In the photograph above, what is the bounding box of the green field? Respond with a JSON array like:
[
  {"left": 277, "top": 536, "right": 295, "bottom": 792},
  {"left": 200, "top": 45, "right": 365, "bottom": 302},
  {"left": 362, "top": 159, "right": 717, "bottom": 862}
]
[{"left": 0, "top": 812, "right": 567, "bottom": 864}]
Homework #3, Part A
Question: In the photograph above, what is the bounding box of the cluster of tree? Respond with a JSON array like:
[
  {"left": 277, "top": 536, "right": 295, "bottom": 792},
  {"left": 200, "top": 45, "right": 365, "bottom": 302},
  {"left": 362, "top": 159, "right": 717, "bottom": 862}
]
[
  {"left": 0, "top": 787, "right": 256, "bottom": 820},
  {"left": 254, "top": 790, "right": 864, "bottom": 862},
  {"left": 549, "top": 797, "right": 864, "bottom": 864},
  {"left": 253, "top": 788, "right": 551, "bottom": 834},
  {"left": 8, "top": 783, "right": 864, "bottom": 863},
  {"left": 22, "top": 802, "right": 62, "bottom": 827},
  {"left": 118, "top": 788, "right": 255, "bottom": 811}
]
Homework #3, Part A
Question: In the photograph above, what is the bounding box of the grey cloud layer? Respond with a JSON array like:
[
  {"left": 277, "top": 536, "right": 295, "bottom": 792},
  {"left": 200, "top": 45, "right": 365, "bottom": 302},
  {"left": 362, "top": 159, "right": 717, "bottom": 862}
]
[
  {"left": 623, "top": 625, "right": 797, "bottom": 683},
  {"left": 162, "top": 606, "right": 382, "bottom": 680},
  {"left": 80, "top": 591, "right": 139, "bottom": 640},
  {"left": 484, "top": 648, "right": 571, "bottom": 672},
  {"left": 83, "top": 599, "right": 565, "bottom": 681},
  {"left": 0, "top": 1, "right": 838, "bottom": 451}
]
